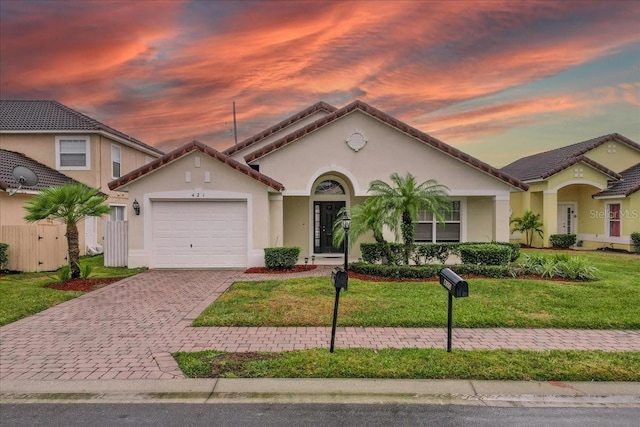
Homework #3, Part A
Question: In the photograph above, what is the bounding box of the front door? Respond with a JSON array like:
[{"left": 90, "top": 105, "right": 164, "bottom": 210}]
[
  {"left": 314, "top": 201, "right": 345, "bottom": 253},
  {"left": 557, "top": 204, "right": 575, "bottom": 234}
]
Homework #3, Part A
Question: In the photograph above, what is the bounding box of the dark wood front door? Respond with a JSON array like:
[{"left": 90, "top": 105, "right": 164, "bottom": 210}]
[{"left": 314, "top": 201, "right": 345, "bottom": 253}]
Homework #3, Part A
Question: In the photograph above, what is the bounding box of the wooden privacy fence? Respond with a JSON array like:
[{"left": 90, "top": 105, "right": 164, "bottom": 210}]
[
  {"left": 1, "top": 224, "right": 67, "bottom": 272},
  {"left": 104, "top": 221, "right": 128, "bottom": 267}
]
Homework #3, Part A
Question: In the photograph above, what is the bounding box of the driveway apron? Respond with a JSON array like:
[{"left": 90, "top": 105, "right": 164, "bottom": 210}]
[{"left": 1, "top": 269, "right": 639, "bottom": 381}]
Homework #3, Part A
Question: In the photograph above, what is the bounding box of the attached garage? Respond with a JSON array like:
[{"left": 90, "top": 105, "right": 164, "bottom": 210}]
[{"left": 151, "top": 200, "right": 247, "bottom": 268}]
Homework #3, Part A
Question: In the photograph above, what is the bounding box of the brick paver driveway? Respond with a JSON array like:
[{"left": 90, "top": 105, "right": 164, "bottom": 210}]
[{"left": 1, "top": 269, "right": 639, "bottom": 380}]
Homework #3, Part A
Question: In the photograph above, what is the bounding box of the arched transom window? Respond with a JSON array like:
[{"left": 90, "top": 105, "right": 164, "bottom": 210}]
[{"left": 315, "top": 180, "right": 345, "bottom": 195}]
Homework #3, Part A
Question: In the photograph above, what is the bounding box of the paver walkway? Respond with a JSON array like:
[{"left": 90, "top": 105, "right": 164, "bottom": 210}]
[{"left": 1, "top": 269, "right": 638, "bottom": 381}]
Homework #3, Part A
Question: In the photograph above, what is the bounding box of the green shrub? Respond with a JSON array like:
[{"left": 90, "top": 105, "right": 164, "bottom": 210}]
[
  {"left": 360, "top": 243, "right": 405, "bottom": 265},
  {"left": 0, "top": 242, "right": 8, "bottom": 270},
  {"left": 458, "top": 244, "right": 511, "bottom": 266},
  {"left": 264, "top": 247, "right": 301, "bottom": 269},
  {"left": 556, "top": 257, "right": 598, "bottom": 280},
  {"left": 631, "top": 232, "right": 640, "bottom": 253},
  {"left": 57, "top": 265, "right": 71, "bottom": 282},
  {"left": 80, "top": 263, "right": 94, "bottom": 279},
  {"left": 550, "top": 234, "right": 577, "bottom": 249},
  {"left": 518, "top": 253, "right": 598, "bottom": 280},
  {"left": 350, "top": 262, "right": 513, "bottom": 279}
]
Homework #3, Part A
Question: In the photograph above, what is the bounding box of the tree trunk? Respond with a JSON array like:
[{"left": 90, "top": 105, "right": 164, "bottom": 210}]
[
  {"left": 401, "top": 210, "right": 414, "bottom": 265},
  {"left": 66, "top": 222, "right": 81, "bottom": 279}
]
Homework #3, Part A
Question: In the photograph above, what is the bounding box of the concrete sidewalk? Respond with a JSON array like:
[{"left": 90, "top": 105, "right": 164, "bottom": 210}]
[{"left": 1, "top": 379, "right": 639, "bottom": 407}]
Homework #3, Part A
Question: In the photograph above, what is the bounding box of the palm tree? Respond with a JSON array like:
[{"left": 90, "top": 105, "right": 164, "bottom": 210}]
[
  {"left": 332, "top": 197, "right": 393, "bottom": 249},
  {"left": 510, "top": 210, "right": 544, "bottom": 247},
  {"left": 24, "top": 183, "right": 111, "bottom": 279},
  {"left": 368, "top": 172, "right": 450, "bottom": 264}
]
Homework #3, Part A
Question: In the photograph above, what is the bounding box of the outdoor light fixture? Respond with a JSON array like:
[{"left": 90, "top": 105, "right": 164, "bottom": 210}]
[
  {"left": 304, "top": 257, "right": 309, "bottom": 267},
  {"left": 342, "top": 212, "right": 351, "bottom": 271},
  {"left": 311, "top": 255, "right": 315, "bottom": 265},
  {"left": 132, "top": 199, "right": 140, "bottom": 216}
]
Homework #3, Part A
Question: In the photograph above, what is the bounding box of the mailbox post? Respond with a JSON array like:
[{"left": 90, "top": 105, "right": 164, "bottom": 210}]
[
  {"left": 330, "top": 267, "right": 348, "bottom": 353},
  {"left": 439, "top": 268, "right": 469, "bottom": 352}
]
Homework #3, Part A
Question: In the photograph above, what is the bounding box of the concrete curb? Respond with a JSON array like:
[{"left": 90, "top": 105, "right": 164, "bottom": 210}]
[{"left": 2, "top": 379, "right": 639, "bottom": 407}]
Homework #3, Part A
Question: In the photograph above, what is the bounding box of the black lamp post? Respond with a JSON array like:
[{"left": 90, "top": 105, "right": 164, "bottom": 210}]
[{"left": 342, "top": 212, "right": 351, "bottom": 271}]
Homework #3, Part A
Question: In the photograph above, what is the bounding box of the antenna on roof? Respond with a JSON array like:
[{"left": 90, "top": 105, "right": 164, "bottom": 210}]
[
  {"left": 233, "top": 101, "right": 238, "bottom": 147},
  {"left": 9, "top": 166, "right": 39, "bottom": 196}
]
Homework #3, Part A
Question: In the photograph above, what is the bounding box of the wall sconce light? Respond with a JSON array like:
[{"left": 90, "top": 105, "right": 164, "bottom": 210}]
[{"left": 133, "top": 199, "right": 140, "bottom": 216}]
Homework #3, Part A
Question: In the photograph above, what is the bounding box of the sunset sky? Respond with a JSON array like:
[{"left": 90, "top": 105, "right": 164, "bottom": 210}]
[{"left": 1, "top": 0, "right": 638, "bottom": 167}]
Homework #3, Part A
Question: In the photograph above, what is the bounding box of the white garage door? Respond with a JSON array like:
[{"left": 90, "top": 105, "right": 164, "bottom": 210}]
[{"left": 152, "top": 201, "right": 247, "bottom": 268}]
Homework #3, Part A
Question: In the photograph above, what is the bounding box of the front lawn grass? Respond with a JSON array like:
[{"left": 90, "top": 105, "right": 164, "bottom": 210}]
[
  {"left": 0, "top": 255, "right": 144, "bottom": 326},
  {"left": 174, "top": 348, "right": 640, "bottom": 381},
  {"left": 194, "top": 250, "right": 640, "bottom": 329}
]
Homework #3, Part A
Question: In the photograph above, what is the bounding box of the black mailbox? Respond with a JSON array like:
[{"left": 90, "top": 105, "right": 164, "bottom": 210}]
[
  {"left": 439, "top": 268, "right": 469, "bottom": 298},
  {"left": 331, "top": 267, "right": 348, "bottom": 290}
]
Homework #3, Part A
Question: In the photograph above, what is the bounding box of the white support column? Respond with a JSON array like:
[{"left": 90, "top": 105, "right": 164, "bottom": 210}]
[
  {"left": 269, "top": 193, "right": 284, "bottom": 247},
  {"left": 494, "top": 193, "right": 511, "bottom": 242}
]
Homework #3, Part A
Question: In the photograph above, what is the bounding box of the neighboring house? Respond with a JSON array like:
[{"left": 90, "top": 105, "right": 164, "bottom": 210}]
[
  {"left": 0, "top": 100, "right": 164, "bottom": 265},
  {"left": 109, "top": 100, "right": 528, "bottom": 269},
  {"left": 501, "top": 133, "right": 640, "bottom": 250}
]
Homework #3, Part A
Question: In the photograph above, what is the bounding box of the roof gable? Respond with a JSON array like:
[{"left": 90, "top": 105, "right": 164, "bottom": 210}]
[
  {"left": 0, "top": 100, "right": 164, "bottom": 156},
  {"left": 222, "top": 101, "right": 336, "bottom": 157},
  {"left": 0, "top": 149, "right": 79, "bottom": 192},
  {"left": 243, "top": 100, "right": 528, "bottom": 191},
  {"left": 594, "top": 162, "right": 640, "bottom": 198},
  {"left": 501, "top": 133, "right": 640, "bottom": 182},
  {"left": 109, "top": 140, "right": 284, "bottom": 192}
]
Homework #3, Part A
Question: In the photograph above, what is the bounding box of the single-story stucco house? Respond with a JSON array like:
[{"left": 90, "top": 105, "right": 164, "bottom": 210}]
[
  {"left": 108, "top": 100, "right": 529, "bottom": 269},
  {"left": 502, "top": 133, "right": 639, "bottom": 251}
]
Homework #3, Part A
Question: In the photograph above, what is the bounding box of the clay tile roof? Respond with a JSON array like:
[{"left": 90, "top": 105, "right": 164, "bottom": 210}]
[
  {"left": 222, "top": 101, "right": 337, "bottom": 156},
  {"left": 0, "top": 149, "right": 80, "bottom": 192},
  {"left": 501, "top": 133, "right": 639, "bottom": 182},
  {"left": 243, "top": 100, "right": 528, "bottom": 191},
  {"left": 109, "top": 140, "right": 284, "bottom": 192},
  {"left": 593, "top": 162, "right": 640, "bottom": 198},
  {"left": 0, "top": 100, "right": 164, "bottom": 156}
]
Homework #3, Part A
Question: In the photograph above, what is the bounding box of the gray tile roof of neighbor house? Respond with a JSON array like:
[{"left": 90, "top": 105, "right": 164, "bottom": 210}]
[
  {"left": 0, "top": 100, "right": 164, "bottom": 156},
  {"left": 593, "top": 162, "right": 640, "bottom": 198},
  {"left": 0, "top": 149, "right": 79, "bottom": 192},
  {"left": 500, "top": 133, "right": 639, "bottom": 182}
]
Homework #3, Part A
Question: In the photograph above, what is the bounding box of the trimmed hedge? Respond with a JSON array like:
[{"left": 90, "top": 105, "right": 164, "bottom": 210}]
[
  {"left": 632, "top": 232, "right": 640, "bottom": 253},
  {"left": 550, "top": 234, "right": 577, "bottom": 249},
  {"left": 264, "top": 247, "right": 301, "bottom": 269},
  {"left": 361, "top": 241, "right": 520, "bottom": 265},
  {"left": 458, "top": 244, "right": 511, "bottom": 266},
  {"left": 350, "top": 262, "right": 513, "bottom": 279},
  {"left": 0, "top": 242, "right": 7, "bottom": 270}
]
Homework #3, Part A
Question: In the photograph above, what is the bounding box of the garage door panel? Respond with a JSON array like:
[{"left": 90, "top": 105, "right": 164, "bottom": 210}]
[{"left": 151, "top": 201, "right": 248, "bottom": 268}]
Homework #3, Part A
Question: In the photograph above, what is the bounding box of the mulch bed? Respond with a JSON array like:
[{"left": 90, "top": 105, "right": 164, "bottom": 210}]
[
  {"left": 244, "top": 265, "right": 318, "bottom": 274},
  {"left": 47, "top": 278, "right": 121, "bottom": 292}
]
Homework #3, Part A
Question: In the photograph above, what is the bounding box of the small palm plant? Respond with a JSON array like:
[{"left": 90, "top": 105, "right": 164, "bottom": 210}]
[
  {"left": 24, "top": 183, "right": 111, "bottom": 279},
  {"left": 510, "top": 210, "right": 544, "bottom": 247}
]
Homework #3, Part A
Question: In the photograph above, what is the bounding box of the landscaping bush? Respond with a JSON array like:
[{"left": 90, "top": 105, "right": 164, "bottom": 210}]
[
  {"left": 0, "top": 243, "right": 8, "bottom": 270},
  {"left": 413, "top": 243, "right": 457, "bottom": 265},
  {"left": 80, "top": 263, "right": 94, "bottom": 279},
  {"left": 550, "top": 234, "right": 577, "bottom": 249},
  {"left": 360, "top": 242, "right": 405, "bottom": 265},
  {"left": 517, "top": 253, "right": 598, "bottom": 280},
  {"left": 264, "top": 247, "right": 301, "bottom": 269},
  {"left": 350, "top": 262, "right": 513, "bottom": 279},
  {"left": 458, "top": 244, "right": 511, "bottom": 266},
  {"left": 57, "top": 265, "right": 71, "bottom": 282},
  {"left": 632, "top": 232, "right": 640, "bottom": 253}
]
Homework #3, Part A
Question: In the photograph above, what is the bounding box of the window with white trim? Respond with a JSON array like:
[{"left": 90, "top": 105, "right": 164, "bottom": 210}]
[
  {"left": 56, "top": 136, "right": 90, "bottom": 170},
  {"left": 415, "top": 201, "right": 461, "bottom": 242},
  {"left": 109, "top": 205, "right": 126, "bottom": 222},
  {"left": 112, "top": 145, "right": 121, "bottom": 178},
  {"left": 607, "top": 203, "right": 621, "bottom": 237}
]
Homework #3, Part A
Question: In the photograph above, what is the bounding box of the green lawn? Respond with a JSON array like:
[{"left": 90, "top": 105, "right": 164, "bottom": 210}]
[
  {"left": 0, "top": 255, "right": 145, "bottom": 326},
  {"left": 194, "top": 250, "right": 640, "bottom": 329},
  {"left": 174, "top": 348, "right": 640, "bottom": 381}
]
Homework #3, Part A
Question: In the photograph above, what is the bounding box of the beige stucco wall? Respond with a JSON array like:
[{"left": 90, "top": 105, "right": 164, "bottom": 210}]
[
  {"left": 283, "top": 196, "right": 310, "bottom": 257},
  {"left": 547, "top": 163, "right": 609, "bottom": 192},
  {"left": 584, "top": 142, "right": 640, "bottom": 172},
  {"left": 228, "top": 110, "right": 331, "bottom": 163},
  {"left": 255, "top": 111, "right": 514, "bottom": 197},
  {"left": 122, "top": 151, "right": 275, "bottom": 267},
  {"left": 467, "top": 197, "right": 494, "bottom": 242}
]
